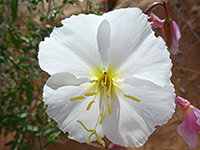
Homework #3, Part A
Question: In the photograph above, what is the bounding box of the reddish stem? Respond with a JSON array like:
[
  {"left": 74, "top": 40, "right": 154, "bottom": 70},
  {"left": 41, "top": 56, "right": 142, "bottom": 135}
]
[{"left": 144, "top": 2, "right": 170, "bottom": 19}]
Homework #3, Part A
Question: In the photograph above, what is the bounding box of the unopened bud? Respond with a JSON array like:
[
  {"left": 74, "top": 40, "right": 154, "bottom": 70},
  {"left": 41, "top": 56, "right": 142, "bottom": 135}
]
[{"left": 164, "top": 18, "right": 173, "bottom": 49}]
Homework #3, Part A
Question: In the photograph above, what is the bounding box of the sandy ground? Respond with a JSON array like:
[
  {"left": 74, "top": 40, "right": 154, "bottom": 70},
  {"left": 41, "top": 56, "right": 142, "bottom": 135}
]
[{"left": 1, "top": 0, "right": 200, "bottom": 150}]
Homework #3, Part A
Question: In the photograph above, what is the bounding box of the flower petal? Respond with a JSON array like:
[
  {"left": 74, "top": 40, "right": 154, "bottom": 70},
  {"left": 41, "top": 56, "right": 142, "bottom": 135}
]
[
  {"left": 38, "top": 14, "right": 104, "bottom": 76},
  {"left": 173, "top": 21, "right": 181, "bottom": 40},
  {"left": 197, "top": 116, "right": 200, "bottom": 126},
  {"left": 189, "top": 106, "right": 200, "bottom": 132},
  {"left": 175, "top": 96, "right": 190, "bottom": 110},
  {"left": 176, "top": 98, "right": 200, "bottom": 149},
  {"left": 103, "top": 94, "right": 153, "bottom": 148},
  {"left": 103, "top": 8, "right": 171, "bottom": 87},
  {"left": 43, "top": 83, "right": 103, "bottom": 143},
  {"left": 103, "top": 81, "right": 174, "bottom": 147},
  {"left": 122, "top": 81, "right": 175, "bottom": 129},
  {"left": 149, "top": 13, "right": 164, "bottom": 29},
  {"left": 169, "top": 21, "right": 181, "bottom": 54},
  {"left": 121, "top": 34, "right": 172, "bottom": 87},
  {"left": 177, "top": 120, "right": 198, "bottom": 149},
  {"left": 103, "top": 8, "right": 151, "bottom": 68},
  {"left": 123, "top": 76, "right": 160, "bottom": 88},
  {"left": 194, "top": 107, "right": 200, "bottom": 125},
  {"left": 46, "top": 72, "right": 90, "bottom": 90},
  {"left": 97, "top": 20, "right": 111, "bottom": 65}
]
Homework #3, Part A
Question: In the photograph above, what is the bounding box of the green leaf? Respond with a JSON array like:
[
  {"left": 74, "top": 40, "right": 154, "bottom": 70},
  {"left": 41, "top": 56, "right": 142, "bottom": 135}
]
[
  {"left": 62, "top": 0, "right": 68, "bottom": 4},
  {"left": 0, "top": 106, "right": 4, "bottom": 116},
  {"left": 26, "top": 83, "right": 33, "bottom": 105},
  {"left": 19, "top": 113, "right": 28, "bottom": 118},
  {"left": 22, "top": 144, "right": 34, "bottom": 150},
  {"left": 93, "top": 3, "right": 104, "bottom": 8},
  {"left": 8, "top": 29, "right": 20, "bottom": 49},
  {"left": 43, "top": 128, "right": 58, "bottom": 135},
  {"left": 27, "top": 124, "right": 39, "bottom": 132},
  {"left": 11, "top": 0, "right": 18, "bottom": 21},
  {"left": 18, "top": 121, "right": 28, "bottom": 128},
  {"left": 5, "top": 141, "right": 16, "bottom": 146}
]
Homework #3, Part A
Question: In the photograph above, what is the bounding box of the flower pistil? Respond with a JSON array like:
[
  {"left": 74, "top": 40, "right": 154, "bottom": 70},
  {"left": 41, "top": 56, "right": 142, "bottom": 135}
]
[{"left": 70, "top": 64, "right": 141, "bottom": 146}]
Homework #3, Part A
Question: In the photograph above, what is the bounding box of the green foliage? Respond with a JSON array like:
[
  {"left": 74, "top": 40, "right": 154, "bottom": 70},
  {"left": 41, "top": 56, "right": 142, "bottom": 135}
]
[
  {"left": 11, "top": 0, "right": 18, "bottom": 21},
  {"left": 0, "top": 0, "right": 103, "bottom": 149}
]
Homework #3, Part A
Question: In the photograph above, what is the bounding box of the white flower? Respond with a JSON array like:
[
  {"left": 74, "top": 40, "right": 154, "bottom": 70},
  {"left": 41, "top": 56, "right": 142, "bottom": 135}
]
[{"left": 38, "top": 8, "right": 175, "bottom": 148}]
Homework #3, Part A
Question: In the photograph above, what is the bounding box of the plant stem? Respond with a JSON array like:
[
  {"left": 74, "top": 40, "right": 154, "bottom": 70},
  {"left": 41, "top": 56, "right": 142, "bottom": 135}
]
[
  {"left": 144, "top": 2, "right": 170, "bottom": 19},
  {"left": 0, "top": 0, "right": 12, "bottom": 46}
]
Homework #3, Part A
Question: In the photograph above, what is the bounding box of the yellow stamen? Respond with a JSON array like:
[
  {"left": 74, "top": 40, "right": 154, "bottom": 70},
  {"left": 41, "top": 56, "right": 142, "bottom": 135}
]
[
  {"left": 101, "top": 80, "right": 106, "bottom": 88},
  {"left": 99, "top": 112, "right": 106, "bottom": 124},
  {"left": 104, "top": 73, "right": 107, "bottom": 84},
  {"left": 106, "top": 92, "right": 109, "bottom": 97},
  {"left": 77, "top": 120, "right": 93, "bottom": 132},
  {"left": 86, "top": 100, "right": 95, "bottom": 111},
  {"left": 84, "top": 92, "right": 97, "bottom": 96},
  {"left": 74, "top": 64, "right": 124, "bottom": 147},
  {"left": 70, "top": 96, "right": 85, "bottom": 101},
  {"left": 107, "top": 101, "right": 112, "bottom": 115},
  {"left": 77, "top": 120, "right": 105, "bottom": 147},
  {"left": 124, "top": 94, "right": 140, "bottom": 102},
  {"left": 88, "top": 132, "right": 105, "bottom": 147},
  {"left": 107, "top": 79, "right": 112, "bottom": 95}
]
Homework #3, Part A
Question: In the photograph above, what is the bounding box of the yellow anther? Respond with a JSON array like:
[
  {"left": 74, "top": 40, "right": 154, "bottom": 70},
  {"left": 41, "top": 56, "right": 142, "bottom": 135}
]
[
  {"left": 84, "top": 92, "right": 96, "bottom": 96},
  {"left": 86, "top": 100, "right": 95, "bottom": 111},
  {"left": 107, "top": 101, "right": 112, "bottom": 115},
  {"left": 124, "top": 94, "right": 140, "bottom": 102},
  {"left": 70, "top": 96, "right": 85, "bottom": 101},
  {"left": 99, "top": 112, "right": 106, "bottom": 124}
]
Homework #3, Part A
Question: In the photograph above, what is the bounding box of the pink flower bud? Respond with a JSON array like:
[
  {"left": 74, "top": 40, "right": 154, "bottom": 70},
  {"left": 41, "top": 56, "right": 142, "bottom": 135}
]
[
  {"left": 149, "top": 14, "right": 181, "bottom": 54},
  {"left": 175, "top": 96, "right": 190, "bottom": 110},
  {"left": 164, "top": 18, "right": 173, "bottom": 51},
  {"left": 149, "top": 13, "right": 164, "bottom": 29},
  {"left": 175, "top": 96, "right": 200, "bottom": 149}
]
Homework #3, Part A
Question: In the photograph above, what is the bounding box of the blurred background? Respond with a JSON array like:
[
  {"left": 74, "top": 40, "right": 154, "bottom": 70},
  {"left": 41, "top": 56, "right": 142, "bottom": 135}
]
[{"left": 0, "top": 0, "right": 200, "bottom": 149}]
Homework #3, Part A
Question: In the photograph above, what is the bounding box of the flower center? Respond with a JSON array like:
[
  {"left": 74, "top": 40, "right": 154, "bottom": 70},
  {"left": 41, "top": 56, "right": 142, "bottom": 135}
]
[{"left": 69, "top": 64, "right": 140, "bottom": 146}]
